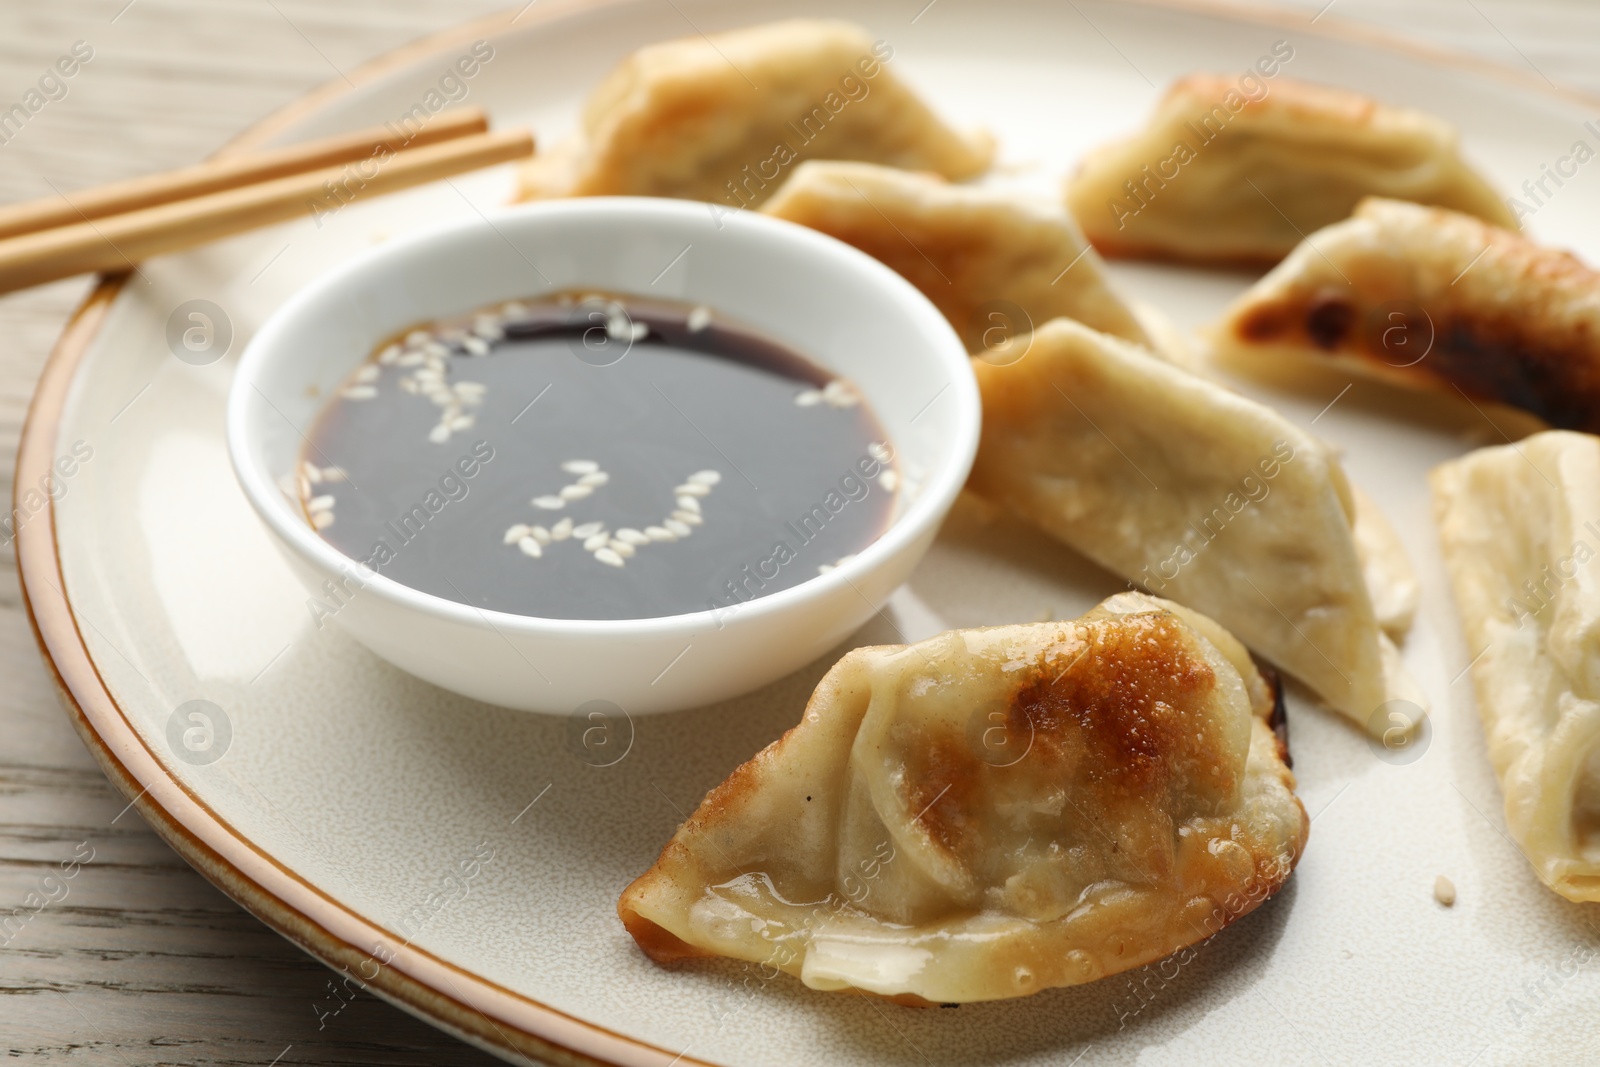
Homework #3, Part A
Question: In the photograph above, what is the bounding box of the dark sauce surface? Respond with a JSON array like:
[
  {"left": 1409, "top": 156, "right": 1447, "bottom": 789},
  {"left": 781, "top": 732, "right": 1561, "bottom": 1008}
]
[{"left": 300, "top": 293, "right": 897, "bottom": 621}]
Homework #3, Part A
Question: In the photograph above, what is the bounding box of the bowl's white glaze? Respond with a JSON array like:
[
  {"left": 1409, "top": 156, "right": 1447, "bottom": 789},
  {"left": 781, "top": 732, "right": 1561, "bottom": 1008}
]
[{"left": 227, "top": 197, "right": 978, "bottom": 713}]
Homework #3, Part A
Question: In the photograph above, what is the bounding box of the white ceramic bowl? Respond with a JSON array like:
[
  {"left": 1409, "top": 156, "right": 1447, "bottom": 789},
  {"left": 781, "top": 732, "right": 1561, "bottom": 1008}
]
[{"left": 228, "top": 197, "right": 978, "bottom": 715}]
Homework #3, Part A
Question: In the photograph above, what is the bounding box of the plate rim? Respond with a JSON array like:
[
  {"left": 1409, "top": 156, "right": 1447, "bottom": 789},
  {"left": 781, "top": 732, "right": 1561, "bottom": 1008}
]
[{"left": 14, "top": 2, "right": 1597, "bottom": 1064}]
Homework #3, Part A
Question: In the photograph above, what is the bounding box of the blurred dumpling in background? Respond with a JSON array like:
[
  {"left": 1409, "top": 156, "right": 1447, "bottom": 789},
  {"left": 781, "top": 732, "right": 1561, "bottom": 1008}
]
[
  {"left": 1065, "top": 75, "right": 1515, "bottom": 265},
  {"left": 1211, "top": 197, "right": 1600, "bottom": 434},
  {"left": 761, "top": 160, "right": 1151, "bottom": 353},
  {"left": 519, "top": 20, "right": 993, "bottom": 207}
]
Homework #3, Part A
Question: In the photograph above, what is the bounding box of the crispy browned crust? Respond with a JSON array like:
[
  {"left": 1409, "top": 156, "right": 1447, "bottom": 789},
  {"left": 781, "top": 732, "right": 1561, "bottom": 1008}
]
[
  {"left": 1069, "top": 74, "right": 1516, "bottom": 264},
  {"left": 1165, "top": 72, "right": 1386, "bottom": 127},
  {"left": 1225, "top": 201, "right": 1600, "bottom": 432},
  {"left": 1084, "top": 232, "right": 1286, "bottom": 270}
]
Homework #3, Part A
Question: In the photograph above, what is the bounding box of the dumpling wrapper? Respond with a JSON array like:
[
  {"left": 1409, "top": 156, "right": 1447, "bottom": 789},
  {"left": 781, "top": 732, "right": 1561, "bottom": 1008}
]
[
  {"left": 760, "top": 160, "right": 1151, "bottom": 353},
  {"left": 1210, "top": 197, "right": 1600, "bottom": 434},
  {"left": 1351, "top": 482, "right": 1420, "bottom": 638},
  {"left": 969, "top": 317, "right": 1421, "bottom": 736},
  {"left": 518, "top": 20, "right": 993, "bottom": 207},
  {"left": 1065, "top": 75, "right": 1516, "bottom": 265},
  {"left": 1432, "top": 430, "right": 1600, "bottom": 901},
  {"left": 620, "top": 593, "right": 1307, "bottom": 1004}
]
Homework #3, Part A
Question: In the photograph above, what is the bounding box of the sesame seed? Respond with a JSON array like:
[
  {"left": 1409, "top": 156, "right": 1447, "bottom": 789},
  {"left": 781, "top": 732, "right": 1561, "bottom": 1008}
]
[
  {"left": 307, "top": 494, "right": 335, "bottom": 511},
  {"left": 342, "top": 386, "right": 378, "bottom": 400},
  {"left": 503, "top": 524, "right": 531, "bottom": 545},
  {"left": 616, "top": 528, "right": 648, "bottom": 545},
  {"left": 378, "top": 344, "right": 402, "bottom": 365},
  {"left": 879, "top": 470, "right": 899, "bottom": 491},
  {"left": 608, "top": 539, "right": 635, "bottom": 557},
  {"left": 868, "top": 442, "right": 891, "bottom": 462},
  {"left": 674, "top": 483, "right": 710, "bottom": 497},
  {"left": 405, "top": 330, "right": 431, "bottom": 346},
  {"left": 398, "top": 351, "right": 425, "bottom": 367},
  {"left": 822, "top": 379, "right": 859, "bottom": 407},
  {"left": 355, "top": 364, "right": 381, "bottom": 383},
  {"left": 671, "top": 510, "right": 703, "bottom": 526},
  {"left": 462, "top": 336, "right": 491, "bottom": 357},
  {"left": 628, "top": 321, "right": 648, "bottom": 341},
  {"left": 687, "top": 305, "right": 712, "bottom": 332},
  {"left": 594, "top": 547, "right": 625, "bottom": 567},
  {"left": 297, "top": 475, "right": 311, "bottom": 498},
  {"left": 573, "top": 522, "right": 604, "bottom": 538},
  {"left": 551, "top": 517, "right": 573, "bottom": 540},
  {"left": 559, "top": 484, "right": 593, "bottom": 500},
  {"left": 323, "top": 467, "right": 347, "bottom": 482},
  {"left": 689, "top": 470, "right": 721, "bottom": 485},
  {"left": 675, "top": 495, "right": 701, "bottom": 514},
  {"left": 795, "top": 390, "right": 824, "bottom": 407},
  {"left": 1434, "top": 875, "right": 1456, "bottom": 907},
  {"left": 645, "top": 525, "right": 676, "bottom": 542},
  {"left": 529, "top": 525, "right": 551, "bottom": 545},
  {"left": 578, "top": 471, "right": 609, "bottom": 487},
  {"left": 428, "top": 424, "right": 451, "bottom": 443},
  {"left": 400, "top": 378, "right": 420, "bottom": 394},
  {"left": 302, "top": 461, "right": 322, "bottom": 485},
  {"left": 817, "top": 563, "right": 833, "bottom": 574},
  {"left": 664, "top": 518, "right": 692, "bottom": 537},
  {"left": 518, "top": 537, "right": 543, "bottom": 558},
  {"left": 454, "top": 381, "right": 486, "bottom": 396},
  {"left": 449, "top": 415, "right": 475, "bottom": 431},
  {"left": 311, "top": 511, "right": 335, "bottom": 530},
  {"left": 501, "top": 301, "right": 529, "bottom": 318},
  {"left": 423, "top": 341, "right": 450, "bottom": 359},
  {"left": 562, "top": 460, "right": 599, "bottom": 475},
  {"left": 583, "top": 532, "right": 610, "bottom": 551},
  {"left": 533, "top": 495, "right": 565, "bottom": 509}
]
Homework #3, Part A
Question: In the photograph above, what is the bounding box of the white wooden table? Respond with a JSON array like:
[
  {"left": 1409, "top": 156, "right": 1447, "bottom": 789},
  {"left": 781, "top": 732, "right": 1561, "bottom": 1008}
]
[{"left": 1, "top": 1, "right": 1594, "bottom": 1061}]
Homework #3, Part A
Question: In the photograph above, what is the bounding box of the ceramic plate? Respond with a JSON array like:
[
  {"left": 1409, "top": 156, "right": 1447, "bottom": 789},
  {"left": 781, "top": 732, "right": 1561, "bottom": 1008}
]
[{"left": 19, "top": 1, "right": 1600, "bottom": 1064}]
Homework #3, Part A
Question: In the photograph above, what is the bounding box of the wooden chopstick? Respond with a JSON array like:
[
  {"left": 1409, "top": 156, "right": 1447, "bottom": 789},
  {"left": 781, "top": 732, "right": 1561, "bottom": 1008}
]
[
  {"left": 0, "top": 107, "right": 490, "bottom": 244},
  {"left": 0, "top": 127, "right": 534, "bottom": 295}
]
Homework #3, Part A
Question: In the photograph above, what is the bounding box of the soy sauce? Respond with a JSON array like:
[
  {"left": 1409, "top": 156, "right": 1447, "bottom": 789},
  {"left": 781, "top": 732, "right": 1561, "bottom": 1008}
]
[{"left": 297, "top": 292, "right": 899, "bottom": 621}]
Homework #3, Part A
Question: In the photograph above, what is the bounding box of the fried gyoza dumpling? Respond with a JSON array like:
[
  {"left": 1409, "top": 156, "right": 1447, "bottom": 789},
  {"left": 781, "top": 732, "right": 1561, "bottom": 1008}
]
[
  {"left": 620, "top": 593, "right": 1307, "bottom": 1003},
  {"left": 1433, "top": 431, "right": 1600, "bottom": 902},
  {"left": 518, "top": 20, "right": 993, "bottom": 207},
  {"left": 970, "top": 318, "right": 1422, "bottom": 736},
  {"left": 761, "top": 160, "right": 1151, "bottom": 352},
  {"left": 1065, "top": 75, "right": 1516, "bottom": 265},
  {"left": 1211, "top": 197, "right": 1600, "bottom": 433}
]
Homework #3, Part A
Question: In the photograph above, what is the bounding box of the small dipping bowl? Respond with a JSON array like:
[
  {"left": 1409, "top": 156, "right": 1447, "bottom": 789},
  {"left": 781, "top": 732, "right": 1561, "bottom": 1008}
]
[{"left": 228, "top": 198, "right": 978, "bottom": 715}]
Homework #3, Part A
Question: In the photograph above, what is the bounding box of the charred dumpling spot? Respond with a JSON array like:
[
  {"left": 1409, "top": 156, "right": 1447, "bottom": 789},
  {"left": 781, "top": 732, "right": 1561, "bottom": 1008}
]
[
  {"left": 1013, "top": 614, "right": 1225, "bottom": 799},
  {"left": 1305, "top": 296, "right": 1356, "bottom": 349},
  {"left": 1235, "top": 302, "right": 1293, "bottom": 343},
  {"left": 1427, "top": 318, "right": 1600, "bottom": 433}
]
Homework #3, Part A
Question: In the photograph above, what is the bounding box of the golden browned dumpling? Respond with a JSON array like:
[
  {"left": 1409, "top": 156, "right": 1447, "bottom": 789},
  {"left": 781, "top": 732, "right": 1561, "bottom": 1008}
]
[
  {"left": 1433, "top": 431, "right": 1600, "bottom": 902},
  {"left": 761, "top": 160, "right": 1151, "bottom": 352},
  {"left": 1065, "top": 75, "right": 1515, "bottom": 265},
  {"left": 1211, "top": 197, "right": 1600, "bottom": 433},
  {"left": 970, "top": 318, "right": 1423, "bottom": 736},
  {"left": 620, "top": 593, "right": 1307, "bottom": 1003},
  {"left": 519, "top": 20, "right": 993, "bottom": 207}
]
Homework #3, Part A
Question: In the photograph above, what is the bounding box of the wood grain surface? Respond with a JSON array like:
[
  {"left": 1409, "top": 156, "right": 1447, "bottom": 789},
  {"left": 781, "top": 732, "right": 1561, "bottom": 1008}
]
[{"left": 1, "top": 1, "right": 1595, "bottom": 1062}]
